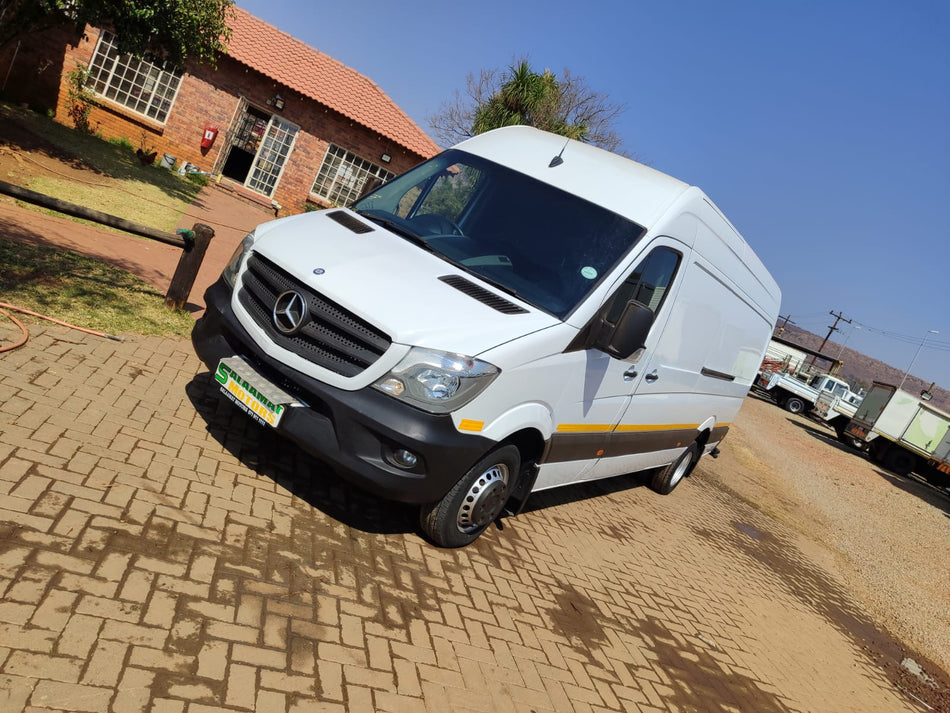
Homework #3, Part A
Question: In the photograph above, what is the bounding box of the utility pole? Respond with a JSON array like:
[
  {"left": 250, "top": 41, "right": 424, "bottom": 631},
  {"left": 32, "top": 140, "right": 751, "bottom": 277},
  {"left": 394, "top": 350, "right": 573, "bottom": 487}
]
[
  {"left": 807, "top": 310, "right": 850, "bottom": 368},
  {"left": 775, "top": 314, "right": 794, "bottom": 335},
  {"left": 817, "top": 310, "right": 851, "bottom": 356}
]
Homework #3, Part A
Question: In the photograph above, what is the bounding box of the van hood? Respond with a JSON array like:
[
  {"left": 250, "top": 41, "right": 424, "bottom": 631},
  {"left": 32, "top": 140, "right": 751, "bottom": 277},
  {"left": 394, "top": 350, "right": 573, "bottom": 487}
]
[{"left": 247, "top": 210, "right": 561, "bottom": 357}]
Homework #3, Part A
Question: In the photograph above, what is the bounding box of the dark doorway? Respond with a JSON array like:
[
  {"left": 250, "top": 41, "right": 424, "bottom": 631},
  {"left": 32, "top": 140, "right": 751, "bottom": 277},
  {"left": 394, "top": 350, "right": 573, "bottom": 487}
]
[{"left": 221, "top": 106, "right": 271, "bottom": 184}]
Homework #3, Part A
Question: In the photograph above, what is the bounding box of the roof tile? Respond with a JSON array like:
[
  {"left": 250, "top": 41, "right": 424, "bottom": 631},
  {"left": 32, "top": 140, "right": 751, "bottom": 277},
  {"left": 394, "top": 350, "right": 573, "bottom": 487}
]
[{"left": 225, "top": 7, "right": 439, "bottom": 159}]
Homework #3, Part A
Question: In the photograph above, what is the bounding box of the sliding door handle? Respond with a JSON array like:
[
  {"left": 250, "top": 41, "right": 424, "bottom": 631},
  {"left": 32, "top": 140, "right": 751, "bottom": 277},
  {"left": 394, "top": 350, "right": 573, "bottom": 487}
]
[{"left": 644, "top": 370, "right": 659, "bottom": 383}]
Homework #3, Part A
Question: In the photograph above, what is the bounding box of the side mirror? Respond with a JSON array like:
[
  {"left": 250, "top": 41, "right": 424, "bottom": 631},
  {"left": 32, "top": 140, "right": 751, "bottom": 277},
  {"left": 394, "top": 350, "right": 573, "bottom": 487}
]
[{"left": 594, "top": 300, "right": 654, "bottom": 360}]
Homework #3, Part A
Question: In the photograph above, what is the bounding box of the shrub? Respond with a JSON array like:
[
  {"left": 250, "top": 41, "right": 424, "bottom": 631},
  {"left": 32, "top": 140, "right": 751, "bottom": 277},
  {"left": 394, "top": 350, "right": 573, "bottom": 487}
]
[
  {"left": 65, "top": 65, "right": 95, "bottom": 133},
  {"left": 185, "top": 172, "right": 210, "bottom": 187}
]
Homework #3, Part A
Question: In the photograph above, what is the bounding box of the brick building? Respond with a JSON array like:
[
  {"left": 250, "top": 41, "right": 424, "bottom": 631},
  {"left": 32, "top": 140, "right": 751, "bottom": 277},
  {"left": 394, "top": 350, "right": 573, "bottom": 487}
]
[{"left": 0, "top": 7, "right": 439, "bottom": 214}]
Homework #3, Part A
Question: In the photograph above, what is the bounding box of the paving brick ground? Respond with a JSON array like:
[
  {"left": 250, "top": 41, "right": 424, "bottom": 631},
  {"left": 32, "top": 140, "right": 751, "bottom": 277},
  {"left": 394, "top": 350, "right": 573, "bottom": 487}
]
[{"left": 0, "top": 320, "right": 925, "bottom": 712}]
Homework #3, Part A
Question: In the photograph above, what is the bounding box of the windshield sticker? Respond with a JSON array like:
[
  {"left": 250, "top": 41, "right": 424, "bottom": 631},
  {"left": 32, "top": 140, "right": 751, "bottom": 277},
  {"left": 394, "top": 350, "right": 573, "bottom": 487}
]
[{"left": 581, "top": 266, "right": 598, "bottom": 280}]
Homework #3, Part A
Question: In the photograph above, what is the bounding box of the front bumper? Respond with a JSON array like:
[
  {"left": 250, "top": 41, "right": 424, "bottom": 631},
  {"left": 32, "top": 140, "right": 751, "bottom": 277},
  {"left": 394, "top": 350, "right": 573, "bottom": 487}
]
[{"left": 191, "top": 279, "right": 494, "bottom": 504}]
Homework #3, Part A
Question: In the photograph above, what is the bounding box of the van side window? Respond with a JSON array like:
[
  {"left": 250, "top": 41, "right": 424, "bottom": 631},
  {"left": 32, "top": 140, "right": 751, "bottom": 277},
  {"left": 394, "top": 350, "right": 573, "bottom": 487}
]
[{"left": 605, "top": 247, "right": 681, "bottom": 324}]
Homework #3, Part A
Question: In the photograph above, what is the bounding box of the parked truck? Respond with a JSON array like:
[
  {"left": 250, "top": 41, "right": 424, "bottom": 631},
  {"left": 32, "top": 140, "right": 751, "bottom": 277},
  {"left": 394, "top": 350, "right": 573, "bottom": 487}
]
[
  {"left": 845, "top": 381, "right": 950, "bottom": 478},
  {"left": 758, "top": 339, "right": 810, "bottom": 376},
  {"left": 756, "top": 370, "right": 863, "bottom": 441}
]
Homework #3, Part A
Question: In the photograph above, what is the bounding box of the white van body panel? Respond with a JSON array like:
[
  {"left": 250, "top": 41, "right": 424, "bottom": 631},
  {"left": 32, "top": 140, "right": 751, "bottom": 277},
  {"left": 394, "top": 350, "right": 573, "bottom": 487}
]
[
  {"left": 231, "top": 209, "right": 559, "bottom": 391},
  {"left": 455, "top": 127, "right": 690, "bottom": 230},
  {"left": 446, "top": 158, "right": 780, "bottom": 493}
]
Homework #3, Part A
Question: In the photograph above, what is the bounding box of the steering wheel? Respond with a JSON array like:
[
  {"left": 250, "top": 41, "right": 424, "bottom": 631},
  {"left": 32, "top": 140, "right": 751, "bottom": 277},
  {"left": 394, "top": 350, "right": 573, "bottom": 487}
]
[{"left": 411, "top": 213, "right": 463, "bottom": 237}]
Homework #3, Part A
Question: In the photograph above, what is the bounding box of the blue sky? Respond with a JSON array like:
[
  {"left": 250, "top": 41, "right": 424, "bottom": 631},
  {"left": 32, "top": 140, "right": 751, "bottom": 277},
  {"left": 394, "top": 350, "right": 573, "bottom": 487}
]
[{"left": 238, "top": 0, "right": 950, "bottom": 389}]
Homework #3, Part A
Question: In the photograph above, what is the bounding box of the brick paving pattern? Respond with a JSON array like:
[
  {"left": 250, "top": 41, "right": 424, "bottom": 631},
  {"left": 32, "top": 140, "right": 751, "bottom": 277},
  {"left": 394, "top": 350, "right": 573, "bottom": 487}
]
[{"left": 0, "top": 325, "right": 920, "bottom": 712}]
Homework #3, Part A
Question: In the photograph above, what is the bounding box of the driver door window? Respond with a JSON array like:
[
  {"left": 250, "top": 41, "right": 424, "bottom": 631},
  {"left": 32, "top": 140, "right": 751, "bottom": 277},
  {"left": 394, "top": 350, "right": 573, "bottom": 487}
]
[
  {"left": 395, "top": 164, "right": 482, "bottom": 224},
  {"left": 605, "top": 246, "right": 682, "bottom": 327}
]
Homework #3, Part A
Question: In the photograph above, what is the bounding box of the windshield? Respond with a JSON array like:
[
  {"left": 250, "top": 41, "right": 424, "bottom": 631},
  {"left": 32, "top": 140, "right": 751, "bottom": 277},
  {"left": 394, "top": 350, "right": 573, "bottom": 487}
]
[{"left": 353, "top": 149, "right": 646, "bottom": 319}]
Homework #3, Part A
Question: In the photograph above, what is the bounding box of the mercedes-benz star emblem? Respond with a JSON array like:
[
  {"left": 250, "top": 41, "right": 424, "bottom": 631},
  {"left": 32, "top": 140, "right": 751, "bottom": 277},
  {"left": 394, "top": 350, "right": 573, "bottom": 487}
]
[{"left": 272, "top": 291, "right": 308, "bottom": 335}]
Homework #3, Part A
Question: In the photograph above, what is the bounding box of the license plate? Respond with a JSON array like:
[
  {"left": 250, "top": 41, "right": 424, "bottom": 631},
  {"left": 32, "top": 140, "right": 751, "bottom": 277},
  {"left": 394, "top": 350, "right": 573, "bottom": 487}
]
[{"left": 214, "top": 356, "right": 298, "bottom": 428}]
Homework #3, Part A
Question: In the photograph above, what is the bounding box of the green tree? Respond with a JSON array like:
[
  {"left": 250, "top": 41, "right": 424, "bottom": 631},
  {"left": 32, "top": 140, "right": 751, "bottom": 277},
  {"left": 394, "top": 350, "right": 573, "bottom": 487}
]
[
  {"left": 429, "top": 59, "right": 625, "bottom": 152},
  {"left": 0, "top": 0, "right": 234, "bottom": 65}
]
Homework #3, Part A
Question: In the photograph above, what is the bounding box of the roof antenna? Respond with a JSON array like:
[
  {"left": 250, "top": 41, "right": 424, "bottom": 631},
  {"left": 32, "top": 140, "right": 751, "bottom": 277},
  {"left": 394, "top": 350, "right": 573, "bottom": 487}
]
[{"left": 549, "top": 139, "right": 569, "bottom": 168}]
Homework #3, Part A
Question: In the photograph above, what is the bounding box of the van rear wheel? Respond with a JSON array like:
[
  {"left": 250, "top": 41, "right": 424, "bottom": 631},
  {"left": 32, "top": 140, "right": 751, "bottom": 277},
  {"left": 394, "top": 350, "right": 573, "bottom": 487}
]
[
  {"left": 420, "top": 445, "right": 519, "bottom": 548},
  {"left": 651, "top": 442, "right": 700, "bottom": 495}
]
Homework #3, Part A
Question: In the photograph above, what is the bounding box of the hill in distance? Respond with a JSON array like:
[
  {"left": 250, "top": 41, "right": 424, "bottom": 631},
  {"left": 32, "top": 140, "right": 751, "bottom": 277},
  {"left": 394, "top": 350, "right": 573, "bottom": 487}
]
[{"left": 775, "top": 324, "right": 950, "bottom": 412}]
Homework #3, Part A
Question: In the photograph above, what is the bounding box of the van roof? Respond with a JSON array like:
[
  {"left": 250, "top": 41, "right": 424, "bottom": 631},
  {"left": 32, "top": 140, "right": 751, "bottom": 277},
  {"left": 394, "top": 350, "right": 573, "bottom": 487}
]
[
  {"left": 455, "top": 126, "right": 691, "bottom": 229},
  {"left": 457, "top": 127, "right": 782, "bottom": 322}
]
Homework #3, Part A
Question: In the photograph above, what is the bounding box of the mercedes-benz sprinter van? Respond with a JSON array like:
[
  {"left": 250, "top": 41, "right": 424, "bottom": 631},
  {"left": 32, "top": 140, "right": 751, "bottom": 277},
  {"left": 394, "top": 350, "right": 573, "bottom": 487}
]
[{"left": 193, "top": 126, "right": 781, "bottom": 547}]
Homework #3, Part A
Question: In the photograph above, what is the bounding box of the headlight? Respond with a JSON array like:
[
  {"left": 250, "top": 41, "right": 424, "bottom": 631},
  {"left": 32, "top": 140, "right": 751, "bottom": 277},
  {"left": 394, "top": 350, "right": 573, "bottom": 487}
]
[
  {"left": 373, "top": 347, "right": 499, "bottom": 414},
  {"left": 222, "top": 231, "right": 256, "bottom": 289}
]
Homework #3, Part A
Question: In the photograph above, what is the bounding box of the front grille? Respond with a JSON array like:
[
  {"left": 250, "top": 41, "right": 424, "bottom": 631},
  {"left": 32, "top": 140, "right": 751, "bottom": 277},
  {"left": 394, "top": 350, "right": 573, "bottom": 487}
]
[{"left": 239, "top": 253, "right": 391, "bottom": 377}]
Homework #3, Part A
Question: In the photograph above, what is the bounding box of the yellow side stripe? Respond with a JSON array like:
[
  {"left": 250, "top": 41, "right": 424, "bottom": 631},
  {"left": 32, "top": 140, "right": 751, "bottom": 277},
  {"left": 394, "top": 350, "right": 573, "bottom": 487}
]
[
  {"left": 614, "top": 423, "right": 698, "bottom": 433},
  {"left": 555, "top": 422, "right": 730, "bottom": 434},
  {"left": 556, "top": 423, "right": 612, "bottom": 433}
]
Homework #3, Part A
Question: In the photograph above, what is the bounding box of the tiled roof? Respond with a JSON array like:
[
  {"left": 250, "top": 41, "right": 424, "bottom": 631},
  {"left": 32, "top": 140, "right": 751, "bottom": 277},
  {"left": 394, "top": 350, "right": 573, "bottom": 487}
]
[{"left": 226, "top": 6, "right": 439, "bottom": 160}]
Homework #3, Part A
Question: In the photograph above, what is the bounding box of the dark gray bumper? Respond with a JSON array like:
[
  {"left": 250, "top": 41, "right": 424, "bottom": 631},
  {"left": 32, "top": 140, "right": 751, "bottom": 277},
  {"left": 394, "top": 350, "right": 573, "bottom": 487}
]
[{"left": 191, "top": 279, "right": 494, "bottom": 505}]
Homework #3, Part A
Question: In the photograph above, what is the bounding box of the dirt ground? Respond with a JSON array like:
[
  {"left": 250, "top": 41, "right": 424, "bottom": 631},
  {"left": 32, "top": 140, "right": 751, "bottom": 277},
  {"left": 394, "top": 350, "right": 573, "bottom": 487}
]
[
  {"left": 704, "top": 392, "right": 950, "bottom": 709},
  {"left": 2, "top": 110, "right": 950, "bottom": 710}
]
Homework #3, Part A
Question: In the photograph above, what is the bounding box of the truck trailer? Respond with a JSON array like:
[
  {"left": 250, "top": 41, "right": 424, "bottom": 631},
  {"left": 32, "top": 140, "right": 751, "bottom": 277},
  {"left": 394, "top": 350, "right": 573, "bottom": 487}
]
[{"left": 845, "top": 381, "right": 950, "bottom": 478}]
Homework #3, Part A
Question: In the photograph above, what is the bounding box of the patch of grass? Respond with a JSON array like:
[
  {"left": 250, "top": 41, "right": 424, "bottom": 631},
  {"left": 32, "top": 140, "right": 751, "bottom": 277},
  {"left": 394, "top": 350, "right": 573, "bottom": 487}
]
[
  {"left": 108, "top": 136, "right": 136, "bottom": 152},
  {"left": 0, "top": 238, "right": 194, "bottom": 337},
  {"left": 2, "top": 102, "right": 203, "bottom": 231}
]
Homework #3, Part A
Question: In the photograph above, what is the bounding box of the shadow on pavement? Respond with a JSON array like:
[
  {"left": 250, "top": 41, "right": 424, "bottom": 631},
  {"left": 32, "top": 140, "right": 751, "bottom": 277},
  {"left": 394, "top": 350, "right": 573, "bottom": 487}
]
[
  {"left": 786, "top": 417, "right": 950, "bottom": 515},
  {"left": 184, "top": 371, "right": 418, "bottom": 537}
]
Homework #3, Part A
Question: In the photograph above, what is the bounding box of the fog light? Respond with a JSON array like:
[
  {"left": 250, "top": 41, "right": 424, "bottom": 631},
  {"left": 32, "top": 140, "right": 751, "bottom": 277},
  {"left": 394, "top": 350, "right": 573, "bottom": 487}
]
[{"left": 391, "top": 448, "right": 418, "bottom": 469}]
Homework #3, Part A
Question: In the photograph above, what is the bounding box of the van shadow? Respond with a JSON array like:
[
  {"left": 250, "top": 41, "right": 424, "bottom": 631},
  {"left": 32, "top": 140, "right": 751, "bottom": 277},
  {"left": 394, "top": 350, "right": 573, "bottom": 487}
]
[
  {"left": 184, "top": 372, "right": 418, "bottom": 536},
  {"left": 185, "top": 370, "right": 658, "bottom": 538},
  {"left": 519, "top": 471, "right": 653, "bottom": 516}
]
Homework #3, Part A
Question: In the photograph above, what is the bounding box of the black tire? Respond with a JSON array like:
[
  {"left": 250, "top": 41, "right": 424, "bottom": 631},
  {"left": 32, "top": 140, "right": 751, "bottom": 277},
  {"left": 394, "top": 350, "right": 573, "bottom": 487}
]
[
  {"left": 419, "top": 444, "right": 519, "bottom": 548},
  {"left": 868, "top": 440, "right": 886, "bottom": 464},
  {"left": 838, "top": 433, "right": 867, "bottom": 451},
  {"left": 651, "top": 442, "right": 700, "bottom": 495},
  {"left": 833, "top": 420, "right": 865, "bottom": 450},
  {"left": 784, "top": 396, "right": 805, "bottom": 414},
  {"left": 883, "top": 448, "right": 917, "bottom": 477}
]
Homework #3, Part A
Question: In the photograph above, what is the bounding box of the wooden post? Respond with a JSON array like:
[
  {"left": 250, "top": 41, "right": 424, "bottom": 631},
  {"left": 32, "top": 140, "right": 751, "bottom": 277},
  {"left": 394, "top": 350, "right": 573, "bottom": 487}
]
[
  {"left": 165, "top": 223, "right": 214, "bottom": 309},
  {"left": 0, "top": 179, "right": 188, "bottom": 248}
]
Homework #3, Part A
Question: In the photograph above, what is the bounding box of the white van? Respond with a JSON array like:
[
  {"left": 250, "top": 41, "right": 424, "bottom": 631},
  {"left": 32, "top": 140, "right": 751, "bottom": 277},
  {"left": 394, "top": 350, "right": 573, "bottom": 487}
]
[{"left": 192, "top": 126, "right": 781, "bottom": 547}]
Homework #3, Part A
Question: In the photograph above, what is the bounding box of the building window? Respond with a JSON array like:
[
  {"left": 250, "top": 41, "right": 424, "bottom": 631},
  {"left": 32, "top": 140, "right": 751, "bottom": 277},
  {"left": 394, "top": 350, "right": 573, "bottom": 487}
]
[
  {"left": 86, "top": 31, "right": 183, "bottom": 123},
  {"left": 311, "top": 145, "right": 394, "bottom": 206}
]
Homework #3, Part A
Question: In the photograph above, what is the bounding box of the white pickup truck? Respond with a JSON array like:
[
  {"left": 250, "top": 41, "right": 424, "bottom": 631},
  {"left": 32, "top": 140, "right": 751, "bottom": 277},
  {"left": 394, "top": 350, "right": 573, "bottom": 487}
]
[{"left": 756, "top": 371, "right": 863, "bottom": 442}]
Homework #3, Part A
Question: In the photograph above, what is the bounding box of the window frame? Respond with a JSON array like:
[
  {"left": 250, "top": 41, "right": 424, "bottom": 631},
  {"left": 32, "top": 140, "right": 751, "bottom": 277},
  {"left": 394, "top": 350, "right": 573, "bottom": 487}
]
[
  {"left": 310, "top": 144, "right": 394, "bottom": 206},
  {"left": 85, "top": 30, "right": 183, "bottom": 124}
]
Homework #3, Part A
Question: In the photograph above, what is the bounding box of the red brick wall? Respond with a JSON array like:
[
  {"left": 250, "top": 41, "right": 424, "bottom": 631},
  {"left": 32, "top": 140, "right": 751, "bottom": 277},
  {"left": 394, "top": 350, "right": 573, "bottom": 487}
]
[{"left": 3, "top": 25, "right": 429, "bottom": 215}]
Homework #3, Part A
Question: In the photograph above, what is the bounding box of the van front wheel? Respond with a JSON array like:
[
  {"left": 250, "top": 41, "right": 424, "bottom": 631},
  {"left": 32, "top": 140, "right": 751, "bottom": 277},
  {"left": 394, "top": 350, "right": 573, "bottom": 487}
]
[
  {"left": 420, "top": 445, "right": 519, "bottom": 548},
  {"left": 650, "top": 442, "right": 700, "bottom": 495}
]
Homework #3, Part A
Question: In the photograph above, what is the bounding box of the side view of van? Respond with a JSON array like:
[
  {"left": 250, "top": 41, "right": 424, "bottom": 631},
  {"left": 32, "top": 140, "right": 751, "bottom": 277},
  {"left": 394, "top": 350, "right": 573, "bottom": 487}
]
[{"left": 192, "top": 126, "right": 781, "bottom": 547}]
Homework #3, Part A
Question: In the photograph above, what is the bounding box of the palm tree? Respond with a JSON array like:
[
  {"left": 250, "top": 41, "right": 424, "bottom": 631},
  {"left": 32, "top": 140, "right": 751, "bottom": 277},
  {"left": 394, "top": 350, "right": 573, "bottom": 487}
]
[{"left": 472, "top": 61, "right": 588, "bottom": 141}]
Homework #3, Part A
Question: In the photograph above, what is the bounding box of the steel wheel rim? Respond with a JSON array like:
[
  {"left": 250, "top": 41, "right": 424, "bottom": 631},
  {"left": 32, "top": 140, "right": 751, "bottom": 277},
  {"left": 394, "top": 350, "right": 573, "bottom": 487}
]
[
  {"left": 669, "top": 451, "right": 692, "bottom": 488},
  {"left": 457, "top": 463, "right": 510, "bottom": 533}
]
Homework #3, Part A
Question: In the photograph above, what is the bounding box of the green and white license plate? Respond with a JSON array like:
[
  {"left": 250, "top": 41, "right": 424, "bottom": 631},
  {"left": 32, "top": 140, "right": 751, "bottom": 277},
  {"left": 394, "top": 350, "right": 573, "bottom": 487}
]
[{"left": 214, "top": 356, "right": 298, "bottom": 428}]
